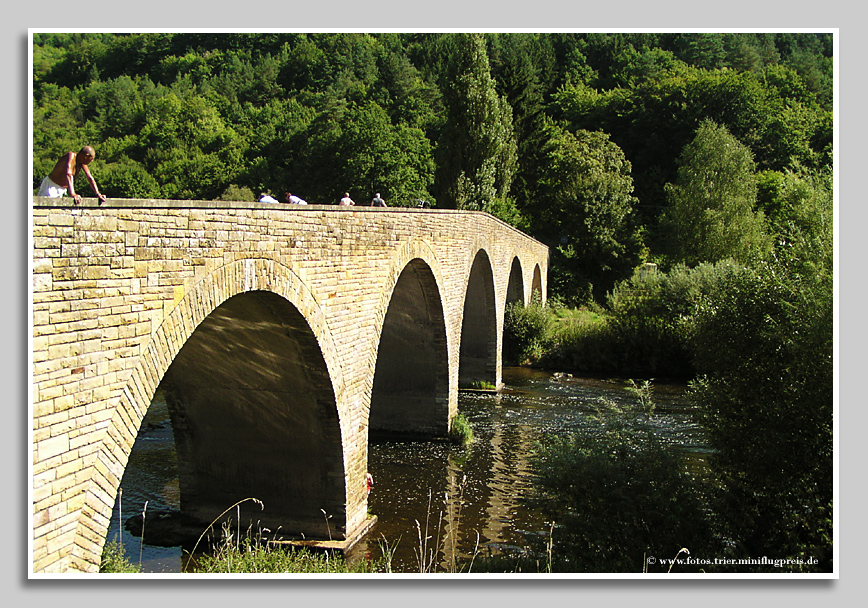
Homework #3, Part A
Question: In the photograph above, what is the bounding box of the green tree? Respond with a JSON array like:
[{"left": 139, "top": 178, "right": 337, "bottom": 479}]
[
  {"left": 136, "top": 92, "right": 247, "bottom": 199},
  {"left": 533, "top": 123, "right": 644, "bottom": 304},
  {"left": 433, "top": 33, "right": 519, "bottom": 222},
  {"left": 488, "top": 33, "right": 556, "bottom": 221},
  {"left": 331, "top": 101, "right": 435, "bottom": 205},
  {"left": 551, "top": 63, "right": 831, "bottom": 236},
  {"left": 673, "top": 33, "right": 727, "bottom": 69},
  {"left": 659, "top": 119, "right": 771, "bottom": 267}
]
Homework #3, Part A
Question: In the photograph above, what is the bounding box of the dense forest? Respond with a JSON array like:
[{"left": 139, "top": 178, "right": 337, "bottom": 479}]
[
  {"left": 32, "top": 31, "right": 833, "bottom": 303},
  {"left": 33, "top": 32, "right": 835, "bottom": 573}
]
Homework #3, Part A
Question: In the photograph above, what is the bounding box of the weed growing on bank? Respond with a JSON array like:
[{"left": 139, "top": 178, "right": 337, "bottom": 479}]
[
  {"left": 99, "top": 539, "right": 142, "bottom": 573},
  {"left": 448, "top": 412, "right": 474, "bottom": 446}
]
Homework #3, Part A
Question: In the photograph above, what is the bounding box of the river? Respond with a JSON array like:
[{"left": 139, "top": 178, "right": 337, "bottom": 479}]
[{"left": 105, "top": 367, "right": 707, "bottom": 573}]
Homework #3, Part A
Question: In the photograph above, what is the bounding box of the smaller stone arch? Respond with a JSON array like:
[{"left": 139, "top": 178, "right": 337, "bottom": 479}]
[
  {"left": 506, "top": 257, "right": 525, "bottom": 306},
  {"left": 531, "top": 263, "right": 544, "bottom": 304},
  {"left": 458, "top": 248, "right": 498, "bottom": 388},
  {"left": 368, "top": 257, "right": 450, "bottom": 439}
]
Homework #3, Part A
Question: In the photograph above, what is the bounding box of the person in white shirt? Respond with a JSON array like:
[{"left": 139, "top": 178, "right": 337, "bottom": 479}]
[
  {"left": 339, "top": 192, "right": 355, "bottom": 206},
  {"left": 284, "top": 192, "right": 308, "bottom": 205}
]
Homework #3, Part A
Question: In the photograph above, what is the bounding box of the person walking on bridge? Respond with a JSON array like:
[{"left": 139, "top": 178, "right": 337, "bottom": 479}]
[
  {"left": 371, "top": 192, "right": 386, "bottom": 207},
  {"left": 37, "top": 146, "right": 107, "bottom": 205},
  {"left": 339, "top": 192, "right": 355, "bottom": 206}
]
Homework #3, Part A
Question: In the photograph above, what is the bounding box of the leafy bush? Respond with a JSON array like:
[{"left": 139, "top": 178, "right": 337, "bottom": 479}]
[
  {"left": 537, "top": 262, "right": 736, "bottom": 377},
  {"left": 502, "top": 298, "right": 553, "bottom": 365},
  {"left": 530, "top": 399, "right": 715, "bottom": 573},
  {"left": 689, "top": 256, "right": 833, "bottom": 571}
]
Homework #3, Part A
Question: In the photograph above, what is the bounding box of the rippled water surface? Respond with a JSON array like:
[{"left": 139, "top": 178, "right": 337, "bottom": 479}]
[{"left": 106, "top": 367, "right": 706, "bottom": 573}]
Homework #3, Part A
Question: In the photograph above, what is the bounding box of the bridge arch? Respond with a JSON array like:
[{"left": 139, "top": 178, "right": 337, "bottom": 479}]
[
  {"left": 160, "top": 289, "right": 344, "bottom": 538},
  {"left": 369, "top": 255, "right": 450, "bottom": 439},
  {"left": 69, "top": 257, "right": 355, "bottom": 569},
  {"left": 531, "top": 264, "right": 544, "bottom": 303},
  {"left": 506, "top": 257, "right": 525, "bottom": 306},
  {"left": 458, "top": 248, "right": 498, "bottom": 388}
]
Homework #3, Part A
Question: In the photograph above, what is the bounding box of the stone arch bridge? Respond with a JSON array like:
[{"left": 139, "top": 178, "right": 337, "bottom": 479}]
[{"left": 30, "top": 198, "right": 547, "bottom": 573}]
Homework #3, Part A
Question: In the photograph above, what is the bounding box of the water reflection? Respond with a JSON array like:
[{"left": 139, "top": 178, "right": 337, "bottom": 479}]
[{"left": 107, "top": 367, "right": 706, "bottom": 573}]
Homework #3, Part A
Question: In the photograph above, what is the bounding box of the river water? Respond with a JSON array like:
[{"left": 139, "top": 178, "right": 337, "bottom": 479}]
[{"left": 105, "top": 367, "right": 708, "bottom": 573}]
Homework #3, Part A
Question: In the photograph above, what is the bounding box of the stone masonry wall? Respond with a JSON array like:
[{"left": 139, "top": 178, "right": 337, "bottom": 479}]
[{"left": 31, "top": 199, "right": 548, "bottom": 573}]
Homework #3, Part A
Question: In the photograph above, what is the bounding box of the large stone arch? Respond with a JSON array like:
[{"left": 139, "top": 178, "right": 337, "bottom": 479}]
[
  {"left": 67, "top": 257, "right": 349, "bottom": 571},
  {"left": 368, "top": 241, "right": 451, "bottom": 439},
  {"left": 458, "top": 248, "right": 498, "bottom": 388},
  {"left": 160, "top": 290, "right": 344, "bottom": 538}
]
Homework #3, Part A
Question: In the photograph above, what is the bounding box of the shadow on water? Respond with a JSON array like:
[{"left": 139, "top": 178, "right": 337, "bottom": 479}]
[{"left": 108, "top": 367, "right": 707, "bottom": 573}]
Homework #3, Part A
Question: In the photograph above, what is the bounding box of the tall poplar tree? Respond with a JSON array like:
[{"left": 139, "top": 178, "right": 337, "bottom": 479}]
[{"left": 433, "top": 33, "right": 519, "bottom": 222}]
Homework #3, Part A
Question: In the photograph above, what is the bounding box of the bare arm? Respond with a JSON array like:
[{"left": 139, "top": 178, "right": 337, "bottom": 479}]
[{"left": 81, "top": 165, "right": 107, "bottom": 203}]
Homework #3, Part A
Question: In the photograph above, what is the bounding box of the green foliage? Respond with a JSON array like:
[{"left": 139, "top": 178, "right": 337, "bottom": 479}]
[
  {"left": 502, "top": 298, "right": 553, "bottom": 365},
  {"left": 542, "top": 260, "right": 746, "bottom": 378},
  {"left": 98, "top": 158, "right": 162, "bottom": 199},
  {"left": 551, "top": 59, "right": 831, "bottom": 243},
  {"left": 660, "top": 119, "right": 771, "bottom": 267},
  {"left": 685, "top": 173, "right": 833, "bottom": 570},
  {"left": 448, "top": 412, "right": 475, "bottom": 446},
  {"left": 216, "top": 184, "right": 256, "bottom": 202},
  {"left": 193, "top": 531, "right": 385, "bottom": 573},
  {"left": 433, "top": 33, "right": 518, "bottom": 217},
  {"left": 531, "top": 399, "right": 715, "bottom": 572},
  {"left": 99, "top": 539, "right": 142, "bottom": 573},
  {"left": 533, "top": 123, "right": 644, "bottom": 303},
  {"left": 688, "top": 251, "right": 833, "bottom": 571}
]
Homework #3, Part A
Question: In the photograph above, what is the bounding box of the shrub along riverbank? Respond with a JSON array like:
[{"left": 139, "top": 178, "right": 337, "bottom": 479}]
[{"left": 504, "top": 247, "right": 833, "bottom": 573}]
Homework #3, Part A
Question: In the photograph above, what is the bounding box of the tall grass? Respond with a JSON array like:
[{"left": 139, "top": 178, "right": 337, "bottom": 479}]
[
  {"left": 413, "top": 475, "right": 481, "bottom": 573},
  {"left": 192, "top": 521, "right": 386, "bottom": 573}
]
